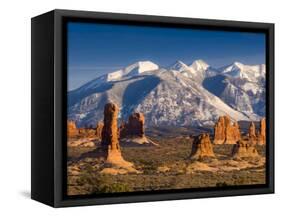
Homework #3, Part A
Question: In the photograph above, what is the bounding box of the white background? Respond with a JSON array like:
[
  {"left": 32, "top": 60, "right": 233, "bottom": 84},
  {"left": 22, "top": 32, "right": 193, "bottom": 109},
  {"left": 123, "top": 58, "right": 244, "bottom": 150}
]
[{"left": 0, "top": 0, "right": 279, "bottom": 216}]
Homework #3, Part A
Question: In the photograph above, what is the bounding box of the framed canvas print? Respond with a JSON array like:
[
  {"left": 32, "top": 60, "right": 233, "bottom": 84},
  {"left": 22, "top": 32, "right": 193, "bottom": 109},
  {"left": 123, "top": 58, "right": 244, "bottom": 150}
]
[{"left": 31, "top": 9, "right": 274, "bottom": 207}]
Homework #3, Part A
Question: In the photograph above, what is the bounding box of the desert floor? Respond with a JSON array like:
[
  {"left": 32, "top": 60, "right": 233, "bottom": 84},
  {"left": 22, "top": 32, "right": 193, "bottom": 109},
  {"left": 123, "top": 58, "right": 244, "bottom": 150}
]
[{"left": 67, "top": 127, "right": 266, "bottom": 196}]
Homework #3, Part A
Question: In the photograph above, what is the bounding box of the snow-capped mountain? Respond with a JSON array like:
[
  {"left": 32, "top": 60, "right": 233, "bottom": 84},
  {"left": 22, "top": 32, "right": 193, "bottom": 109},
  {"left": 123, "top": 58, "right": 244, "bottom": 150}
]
[
  {"left": 220, "top": 62, "right": 265, "bottom": 81},
  {"left": 169, "top": 60, "right": 219, "bottom": 82},
  {"left": 106, "top": 61, "right": 159, "bottom": 81},
  {"left": 68, "top": 60, "right": 265, "bottom": 127},
  {"left": 170, "top": 60, "right": 191, "bottom": 72},
  {"left": 190, "top": 59, "right": 209, "bottom": 71},
  {"left": 203, "top": 62, "right": 265, "bottom": 117}
]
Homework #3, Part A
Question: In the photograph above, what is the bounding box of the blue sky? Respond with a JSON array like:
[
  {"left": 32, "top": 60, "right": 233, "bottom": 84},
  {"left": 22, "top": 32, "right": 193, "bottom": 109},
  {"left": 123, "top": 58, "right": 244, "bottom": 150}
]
[{"left": 67, "top": 21, "right": 265, "bottom": 90}]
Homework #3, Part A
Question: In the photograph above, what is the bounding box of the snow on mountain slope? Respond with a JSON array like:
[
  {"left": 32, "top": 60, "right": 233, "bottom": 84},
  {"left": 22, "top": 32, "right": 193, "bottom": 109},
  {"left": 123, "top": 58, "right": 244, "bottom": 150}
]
[
  {"left": 68, "top": 60, "right": 265, "bottom": 127},
  {"left": 220, "top": 62, "right": 265, "bottom": 82},
  {"left": 169, "top": 59, "right": 218, "bottom": 82},
  {"left": 68, "top": 61, "right": 159, "bottom": 106},
  {"left": 68, "top": 62, "right": 250, "bottom": 127},
  {"left": 190, "top": 59, "right": 209, "bottom": 71},
  {"left": 133, "top": 70, "right": 249, "bottom": 127},
  {"left": 170, "top": 60, "right": 191, "bottom": 72},
  {"left": 203, "top": 62, "right": 265, "bottom": 117},
  {"left": 106, "top": 61, "right": 159, "bottom": 81},
  {"left": 68, "top": 74, "right": 161, "bottom": 127}
]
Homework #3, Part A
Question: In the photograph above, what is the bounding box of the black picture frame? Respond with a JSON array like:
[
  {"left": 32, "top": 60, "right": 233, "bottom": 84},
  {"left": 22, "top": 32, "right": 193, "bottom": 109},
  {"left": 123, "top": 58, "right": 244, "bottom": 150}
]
[{"left": 31, "top": 9, "right": 274, "bottom": 207}]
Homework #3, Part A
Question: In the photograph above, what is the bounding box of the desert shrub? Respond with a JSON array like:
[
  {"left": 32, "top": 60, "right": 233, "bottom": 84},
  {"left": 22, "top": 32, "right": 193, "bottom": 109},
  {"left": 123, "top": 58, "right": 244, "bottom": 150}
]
[
  {"left": 216, "top": 182, "right": 228, "bottom": 187},
  {"left": 142, "top": 162, "right": 159, "bottom": 174},
  {"left": 97, "top": 182, "right": 131, "bottom": 193},
  {"left": 77, "top": 170, "right": 131, "bottom": 194},
  {"left": 76, "top": 164, "right": 93, "bottom": 186},
  {"left": 134, "top": 159, "right": 158, "bottom": 174},
  {"left": 90, "top": 175, "right": 132, "bottom": 193},
  {"left": 233, "top": 176, "right": 248, "bottom": 185}
]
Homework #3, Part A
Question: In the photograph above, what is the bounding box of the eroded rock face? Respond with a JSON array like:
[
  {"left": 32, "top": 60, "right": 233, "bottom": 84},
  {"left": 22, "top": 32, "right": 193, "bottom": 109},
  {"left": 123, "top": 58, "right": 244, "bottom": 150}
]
[
  {"left": 78, "top": 128, "right": 95, "bottom": 137},
  {"left": 233, "top": 122, "right": 241, "bottom": 141},
  {"left": 225, "top": 120, "right": 241, "bottom": 144},
  {"left": 119, "top": 112, "right": 154, "bottom": 145},
  {"left": 213, "top": 116, "right": 226, "bottom": 144},
  {"left": 94, "top": 121, "right": 104, "bottom": 139},
  {"left": 190, "top": 133, "right": 215, "bottom": 160},
  {"left": 101, "top": 103, "right": 135, "bottom": 169},
  {"left": 120, "top": 113, "right": 145, "bottom": 138},
  {"left": 127, "top": 113, "right": 145, "bottom": 137},
  {"left": 257, "top": 118, "right": 266, "bottom": 145},
  {"left": 101, "top": 103, "right": 121, "bottom": 152},
  {"left": 213, "top": 116, "right": 241, "bottom": 144},
  {"left": 232, "top": 140, "right": 259, "bottom": 159},
  {"left": 119, "top": 120, "right": 127, "bottom": 139},
  {"left": 67, "top": 120, "right": 78, "bottom": 137},
  {"left": 249, "top": 122, "right": 256, "bottom": 139}
]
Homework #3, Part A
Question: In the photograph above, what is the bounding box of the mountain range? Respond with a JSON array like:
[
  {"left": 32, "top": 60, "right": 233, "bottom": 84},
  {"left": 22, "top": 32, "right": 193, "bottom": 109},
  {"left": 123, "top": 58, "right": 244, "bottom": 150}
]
[{"left": 68, "top": 60, "right": 265, "bottom": 127}]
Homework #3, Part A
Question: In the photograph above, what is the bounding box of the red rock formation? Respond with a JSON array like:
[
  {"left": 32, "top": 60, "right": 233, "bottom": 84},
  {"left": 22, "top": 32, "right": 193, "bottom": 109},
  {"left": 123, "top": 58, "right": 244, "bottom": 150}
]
[
  {"left": 257, "top": 118, "right": 266, "bottom": 145},
  {"left": 233, "top": 122, "right": 241, "bottom": 141},
  {"left": 248, "top": 122, "right": 257, "bottom": 145},
  {"left": 101, "top": 103, "right": 121, "bottom": 151},
  {"left": 78, "top": 128, "right": 95, "bottom": 137},
  {"left": 249, "top": 122, "right": 256, "bottom": 138},
  {"left": 224, "top": 116, "right": 233, "bottom": 144},
  {"left": 225, "top": 119, "right": 241, "bottom": 144},
  {"left": 101, "top": 103, "right": 133, "bottom": 168},
  {"left": 213, "top": 116, "right": 226, "bottom": 144},
  {"left": 120, "top": 112, "right": 145, "bottom": 138},
  {"left": 119, "top": 120, "right": 127, "bottom": 139},
  {"left": 118, "top": 112, "right": 154, "bottom": 145},
  {"left": 128, "top": 113, "right": 145, "bottom": 136},
  {"left": 67, "top": 120, "right": 96, "bottom": 139},
  {"left": 213, "top": 116, "right": 241, "bottom": 144},
  {"left": 67, "top": 120, "right": 78, "bottom": 137},
  {"left": 94, "top": 121, "right": 104, "bottom": 139},
  {"left": 232, "top": 140, "right": 259, "bottom": 159},
  {"left": 190, "top": 133, "right": 215, "bottom": 160}
]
